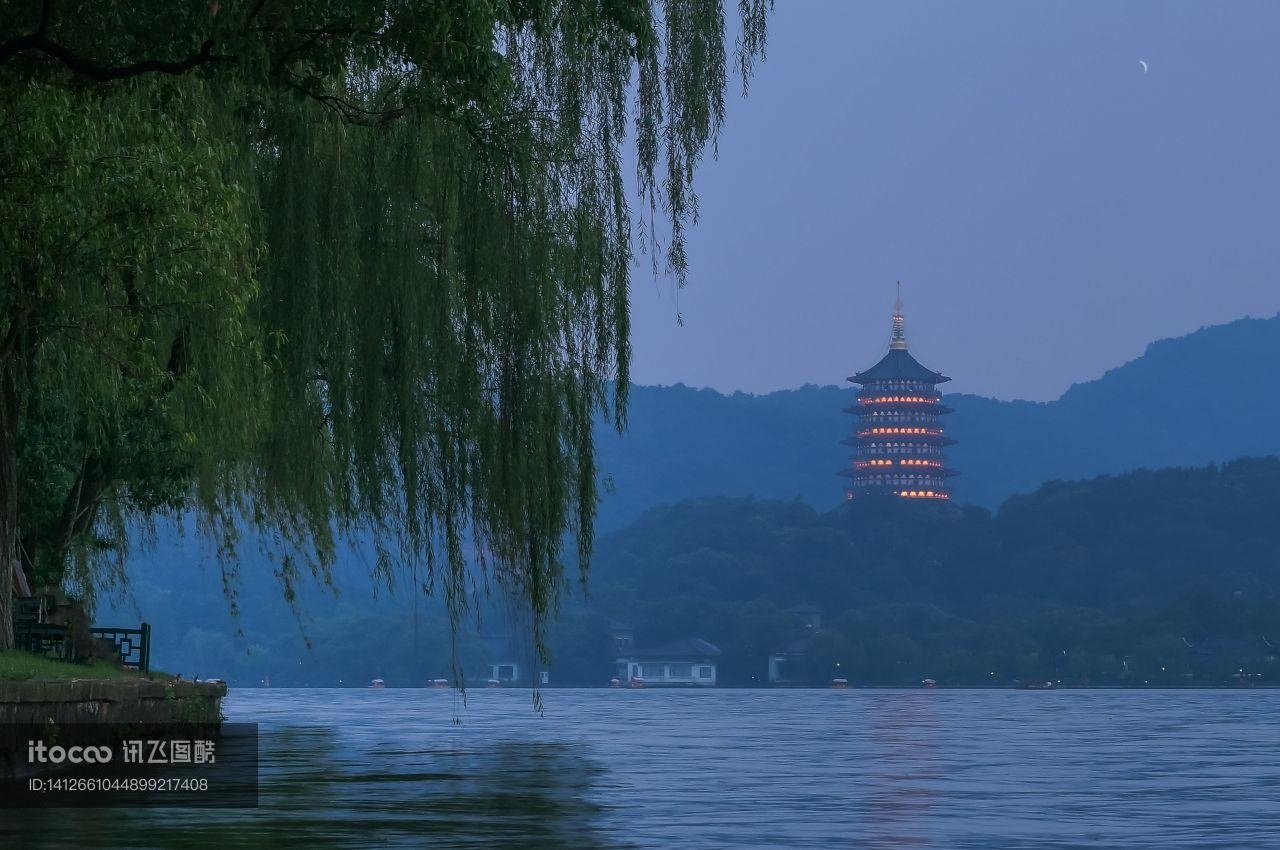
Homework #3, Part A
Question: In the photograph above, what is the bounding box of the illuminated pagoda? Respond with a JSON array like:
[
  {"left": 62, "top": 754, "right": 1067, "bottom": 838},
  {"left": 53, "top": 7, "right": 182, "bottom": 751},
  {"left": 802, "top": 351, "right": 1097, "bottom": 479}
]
[{"left": 840, "top": 290, "right": 956, "bottom": 501}]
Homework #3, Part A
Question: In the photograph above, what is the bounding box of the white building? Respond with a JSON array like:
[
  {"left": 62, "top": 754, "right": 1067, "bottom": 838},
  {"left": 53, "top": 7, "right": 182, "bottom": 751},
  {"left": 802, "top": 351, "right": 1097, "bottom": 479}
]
[{"left": 617, "top": 637, "right": 720, "bottom": 686}]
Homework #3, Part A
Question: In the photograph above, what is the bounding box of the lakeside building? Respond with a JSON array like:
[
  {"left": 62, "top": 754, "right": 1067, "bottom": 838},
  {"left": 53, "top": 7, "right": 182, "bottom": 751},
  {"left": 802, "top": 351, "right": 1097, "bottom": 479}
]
[
  {"left": 840, "top": 291, "right": 957, "bottom": 501},
  {"left": 481, "top": 634, "right": 523, "bottom": 683},
  {"left": 617, "top": 637, "right": 721, "bottom": 686},
  {"left": 477, "top": 633, "right": 549, "bottom": 686}
]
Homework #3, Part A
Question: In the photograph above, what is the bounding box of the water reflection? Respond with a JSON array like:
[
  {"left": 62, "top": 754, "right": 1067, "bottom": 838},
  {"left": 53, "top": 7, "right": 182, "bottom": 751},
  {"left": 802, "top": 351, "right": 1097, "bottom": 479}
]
[
  {"left": 4, "top": 689, "right": 1280, "bottom": 849},
  {"left": 3, "top": 723, "right": 620, "bottom": 850},
  {"left": 858, "top": 694, "right": 941, "bottom": 847}
]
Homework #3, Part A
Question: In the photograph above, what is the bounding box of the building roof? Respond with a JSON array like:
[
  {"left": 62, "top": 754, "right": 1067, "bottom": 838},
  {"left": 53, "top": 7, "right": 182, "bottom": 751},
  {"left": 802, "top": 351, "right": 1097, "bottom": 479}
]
[
  {"left": 850, "top": 348, "right": 950, "bottom": 385},
  {"left": 627, "top": 637, "right": 721, "bottom": 659},
  {"left": 850, "top": 290, "right": 950, "bottom": 385}
]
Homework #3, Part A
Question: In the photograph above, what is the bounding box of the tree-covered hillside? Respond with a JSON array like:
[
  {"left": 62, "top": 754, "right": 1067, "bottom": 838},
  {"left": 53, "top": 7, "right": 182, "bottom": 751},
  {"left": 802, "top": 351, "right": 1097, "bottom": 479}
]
[
  {"left": 594, "top": 314, "right": 1280, "bottom": 523},
  {"left": 586, "top": 457, "right": 1280, "bottom": 687}
]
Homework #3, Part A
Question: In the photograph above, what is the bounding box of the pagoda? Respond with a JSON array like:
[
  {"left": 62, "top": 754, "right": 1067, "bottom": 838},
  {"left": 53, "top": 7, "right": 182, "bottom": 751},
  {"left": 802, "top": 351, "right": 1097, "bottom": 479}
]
[{"left": 840, "top": 290, "right": 957, "bottom": 501}]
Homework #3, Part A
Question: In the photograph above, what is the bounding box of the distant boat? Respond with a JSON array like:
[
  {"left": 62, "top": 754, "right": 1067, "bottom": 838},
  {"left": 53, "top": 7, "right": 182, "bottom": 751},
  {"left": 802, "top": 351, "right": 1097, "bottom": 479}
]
[
  {"left": 629, "top": 676, "right": 646, "bottom": 689},
  {"left": 429, "top": 678, "right": 449, "bottom": 688},
  {"left": 1016, "top": 680, "right": 1057, "bottom": 690},
  {"left": 610, "top": 678, "right": 621, "bottom": 688},
  {"left": 486, "top": 678, "right": 503, "bottom": 688},
  {"left": 369, "top": 678, "right": 385, "bottom": 688},
  {"left": 831, "top": 678, "right": 849, "bottom": 689},
  {"left": 921, "top": 678, "right": 937, "bottom": 689}
]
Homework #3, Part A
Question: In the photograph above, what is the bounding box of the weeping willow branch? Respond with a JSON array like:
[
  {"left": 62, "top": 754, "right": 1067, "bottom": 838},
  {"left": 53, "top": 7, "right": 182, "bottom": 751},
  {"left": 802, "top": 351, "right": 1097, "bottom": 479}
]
[{"left": 0, "top": 1, "right": 773, "bottom": 669}]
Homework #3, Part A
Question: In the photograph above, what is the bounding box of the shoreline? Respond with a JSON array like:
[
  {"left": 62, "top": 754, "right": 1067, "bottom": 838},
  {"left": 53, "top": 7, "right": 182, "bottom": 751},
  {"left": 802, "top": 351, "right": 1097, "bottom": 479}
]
[
  {"left": 0, "top": 678, "right": 227, "bottom": 725},
  {"left": 218, "top": 683, "right": 1280, "bottom": 692}
]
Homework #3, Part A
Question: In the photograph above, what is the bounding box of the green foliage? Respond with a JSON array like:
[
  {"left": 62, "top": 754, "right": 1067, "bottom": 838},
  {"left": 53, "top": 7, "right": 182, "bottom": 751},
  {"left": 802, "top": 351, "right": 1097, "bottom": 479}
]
[
  {"left": 0, "top": 2, "right": 772, "bottom": 657},
  {"left": 1, "top": 78, "right": 258, "bottom": 594}
]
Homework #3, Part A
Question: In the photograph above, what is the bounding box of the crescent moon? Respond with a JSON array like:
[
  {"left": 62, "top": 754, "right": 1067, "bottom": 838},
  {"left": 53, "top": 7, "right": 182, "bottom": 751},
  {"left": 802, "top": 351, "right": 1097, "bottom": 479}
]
[{"left": 1138, "top": 60, "right": 1149, "bottom": 74}]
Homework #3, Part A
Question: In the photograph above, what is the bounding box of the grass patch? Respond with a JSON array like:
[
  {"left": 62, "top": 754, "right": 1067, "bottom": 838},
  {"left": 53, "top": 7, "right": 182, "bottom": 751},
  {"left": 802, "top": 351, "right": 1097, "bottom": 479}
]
[{"left": 0, "top": 650, "right": 144, "bottom": 682}]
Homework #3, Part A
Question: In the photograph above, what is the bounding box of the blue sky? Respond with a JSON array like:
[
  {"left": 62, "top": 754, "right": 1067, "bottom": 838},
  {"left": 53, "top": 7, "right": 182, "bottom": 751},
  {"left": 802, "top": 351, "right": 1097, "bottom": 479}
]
[{"left": 627, "top": 0, "right": 1280, "bottom": 401}]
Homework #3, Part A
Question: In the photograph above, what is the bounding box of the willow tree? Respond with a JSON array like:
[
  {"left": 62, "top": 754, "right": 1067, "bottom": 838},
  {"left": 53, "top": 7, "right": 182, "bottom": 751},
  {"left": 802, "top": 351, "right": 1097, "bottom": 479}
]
[{"left": 0, "top": 1, "right": 770, "bottom": 658}]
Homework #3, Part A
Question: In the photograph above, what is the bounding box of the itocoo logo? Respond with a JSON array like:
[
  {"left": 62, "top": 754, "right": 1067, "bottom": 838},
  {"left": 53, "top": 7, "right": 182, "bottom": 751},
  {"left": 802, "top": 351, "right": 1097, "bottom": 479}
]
[{"left": 27, "top": 740, "right": 113, "bottom": 764}]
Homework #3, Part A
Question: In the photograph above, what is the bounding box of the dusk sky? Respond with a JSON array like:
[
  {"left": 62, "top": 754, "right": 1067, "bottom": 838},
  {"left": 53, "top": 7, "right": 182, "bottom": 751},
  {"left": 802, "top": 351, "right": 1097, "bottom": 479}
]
[{"left": 627, "top": 0, "right": 1280, "bottom": 401}]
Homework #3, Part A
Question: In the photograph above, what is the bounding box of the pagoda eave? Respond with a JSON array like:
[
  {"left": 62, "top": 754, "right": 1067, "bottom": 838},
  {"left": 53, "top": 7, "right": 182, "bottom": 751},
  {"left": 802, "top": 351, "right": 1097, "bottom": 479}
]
[
  {"left": 847, "top": 468, "right": 954, "bottom": 476},
  {"left": 845, "top": 404, "right": 953, "bottom": 415},
  {"left": 852, "top": 434, "right": 954, "bottom": 444}
]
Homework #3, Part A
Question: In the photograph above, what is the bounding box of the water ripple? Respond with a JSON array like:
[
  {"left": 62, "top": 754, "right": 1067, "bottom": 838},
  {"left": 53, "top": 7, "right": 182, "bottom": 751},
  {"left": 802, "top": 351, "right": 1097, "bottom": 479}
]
[{"left": 5, "top": 689, "right": 1280, "bottom": 848}]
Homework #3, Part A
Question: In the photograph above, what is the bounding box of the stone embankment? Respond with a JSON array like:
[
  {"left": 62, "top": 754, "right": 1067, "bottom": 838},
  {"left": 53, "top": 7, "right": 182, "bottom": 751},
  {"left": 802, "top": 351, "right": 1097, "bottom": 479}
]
[{"left": 0, "top": 679, "right": 226, "bottom": 724}]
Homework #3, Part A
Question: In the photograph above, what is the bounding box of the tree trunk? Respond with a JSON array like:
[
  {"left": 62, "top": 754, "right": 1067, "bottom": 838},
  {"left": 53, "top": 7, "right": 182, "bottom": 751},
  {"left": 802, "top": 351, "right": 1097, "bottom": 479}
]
[
  {"left": 0, "top": 363, "right": 19, "bottom": 650},
  {"left": 0, "top": 267, "right": 37, "bottom": 650}
]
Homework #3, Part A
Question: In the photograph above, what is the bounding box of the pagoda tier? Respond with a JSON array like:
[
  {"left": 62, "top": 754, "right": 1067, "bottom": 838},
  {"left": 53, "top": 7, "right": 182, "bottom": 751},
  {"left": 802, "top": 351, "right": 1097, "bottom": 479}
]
[
  {"left": 847, "top": 394, "right": 954, "bottom": 415},
  {"left": 839, "top": 463, "right": 958, "bottom": 477},
  {"left": 840, "top": 292, "right": 957, "bottom": 501},
  {"left": 846, "top": 403, "right": 955, "bottom": 416}
]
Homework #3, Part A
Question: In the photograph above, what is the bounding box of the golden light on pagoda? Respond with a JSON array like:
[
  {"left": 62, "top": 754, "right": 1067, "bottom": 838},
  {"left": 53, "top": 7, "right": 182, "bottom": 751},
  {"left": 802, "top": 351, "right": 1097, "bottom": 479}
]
[
  {"left": 860, "top": 395, "right": 935, "bottom": 404},
  {"left": 838, "top": 286, "right": 957, "bottom": 501}
]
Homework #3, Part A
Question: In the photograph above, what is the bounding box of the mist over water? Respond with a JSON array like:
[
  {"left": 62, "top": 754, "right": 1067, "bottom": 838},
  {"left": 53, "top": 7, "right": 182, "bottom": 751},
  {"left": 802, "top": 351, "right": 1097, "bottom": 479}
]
[{"left": 6, "top": 689, "right": 1279, "bottom": 848}]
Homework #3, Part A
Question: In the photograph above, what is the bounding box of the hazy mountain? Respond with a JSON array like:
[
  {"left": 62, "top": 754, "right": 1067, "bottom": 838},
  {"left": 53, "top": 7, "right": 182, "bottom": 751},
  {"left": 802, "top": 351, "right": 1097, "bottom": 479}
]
[{"left": 595, "top": 314, "right": 1280, "bottom": 523}]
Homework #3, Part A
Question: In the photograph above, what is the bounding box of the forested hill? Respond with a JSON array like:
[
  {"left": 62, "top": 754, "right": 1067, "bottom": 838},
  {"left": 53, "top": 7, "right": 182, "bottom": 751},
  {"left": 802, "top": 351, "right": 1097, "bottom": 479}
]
[
  {"left": 585, "top": 457, "right": 1280, "bottom": 687},
  {"left": 114, "top": 459, "right": 1280, "bottom": 688},
  {"left": 594, "top": 313, "right": 1280, "bottom": 525}
]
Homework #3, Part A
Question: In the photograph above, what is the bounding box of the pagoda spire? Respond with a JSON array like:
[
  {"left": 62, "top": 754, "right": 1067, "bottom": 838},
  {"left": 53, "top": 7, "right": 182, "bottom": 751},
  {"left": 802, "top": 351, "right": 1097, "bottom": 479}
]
[{"left": 890, "top": 282, "right": 907, "bottom": 350}]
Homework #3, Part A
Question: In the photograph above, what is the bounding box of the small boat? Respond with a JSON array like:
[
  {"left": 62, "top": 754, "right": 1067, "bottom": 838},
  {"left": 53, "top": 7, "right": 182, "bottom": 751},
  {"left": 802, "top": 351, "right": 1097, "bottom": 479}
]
[
  {"left": 429, "top": 678, "right": 449, "bottom": 688},
  {"left": 831, "top": 678, "right": 849, "bottom": 689},
  {"left": 629, "top": 676, "right": 645, "bottom": 689},
  {"left": 486, "top": 678, "right": 503, "bottom": 688},
  {"left": 369, "top": 678, "right": 385, "bottom": 689},
  {"left": 921, "top": 678, "right": 937, "bottom": 689},
  {"left": 609, "top": 678, "right": 621, "bottom": 688},
  {"left": 1016, "top": 680, "right": 1057, "bottom": 690}
]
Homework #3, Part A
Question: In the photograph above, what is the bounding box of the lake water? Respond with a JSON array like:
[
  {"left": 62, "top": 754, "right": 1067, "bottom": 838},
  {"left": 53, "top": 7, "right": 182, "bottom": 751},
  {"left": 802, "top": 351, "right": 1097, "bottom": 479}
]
[{"left": 6, "top": 688, "right": 1280, "bottom": 848}]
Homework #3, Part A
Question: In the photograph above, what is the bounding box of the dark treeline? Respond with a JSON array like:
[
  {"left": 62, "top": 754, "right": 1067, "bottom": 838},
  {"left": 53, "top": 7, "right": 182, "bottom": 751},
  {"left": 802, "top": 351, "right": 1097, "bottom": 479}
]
[
  {"left": 583, "top": 457, "right": 1280, "bottom": 687},
  {"left": 112, "top": 457, "right": 1280, "bottom": 688}
]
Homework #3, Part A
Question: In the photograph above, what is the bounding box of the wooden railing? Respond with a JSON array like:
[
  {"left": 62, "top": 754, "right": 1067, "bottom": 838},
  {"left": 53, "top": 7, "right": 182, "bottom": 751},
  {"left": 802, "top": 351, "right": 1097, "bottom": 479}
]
[
  {"left": 12, "top": 595, "right": 151, "bottom": 675},
  {"left": 89, "top": 623, "right": 152, "bottom": 675}
]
